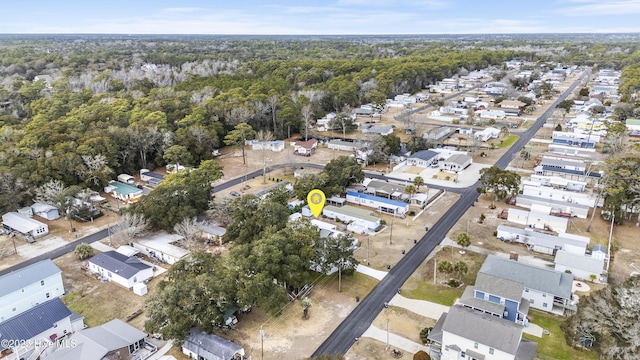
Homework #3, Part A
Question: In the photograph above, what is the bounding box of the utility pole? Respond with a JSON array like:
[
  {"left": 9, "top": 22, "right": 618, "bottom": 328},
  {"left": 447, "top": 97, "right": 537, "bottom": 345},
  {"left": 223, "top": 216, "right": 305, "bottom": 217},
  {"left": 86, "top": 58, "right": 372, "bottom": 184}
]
[
  {"left": 367, "top": 237, "right": 370, "bottom": 266},
  {"left": 389, "top": 207, "right": 396, "bottom": 245},
  {"left": 338, "top": 259, "right": 342, "bottom": 292}
]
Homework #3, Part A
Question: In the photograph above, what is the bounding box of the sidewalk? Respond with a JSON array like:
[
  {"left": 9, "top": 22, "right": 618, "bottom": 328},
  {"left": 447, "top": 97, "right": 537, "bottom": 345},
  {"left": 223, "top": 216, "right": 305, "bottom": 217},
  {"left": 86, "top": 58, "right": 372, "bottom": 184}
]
[
  {"left": 389, "top": 294, "right": 449, "bottom": 320},
  {"left": 360, "top": 324, "right": 428, "bottom": 354}
]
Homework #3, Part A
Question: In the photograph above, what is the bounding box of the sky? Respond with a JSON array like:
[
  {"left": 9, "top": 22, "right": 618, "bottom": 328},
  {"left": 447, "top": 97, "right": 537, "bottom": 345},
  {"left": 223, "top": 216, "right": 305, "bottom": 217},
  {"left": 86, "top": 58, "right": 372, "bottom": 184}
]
[{"left": 1, "top": 0, "right": 639, "bottom": 35}]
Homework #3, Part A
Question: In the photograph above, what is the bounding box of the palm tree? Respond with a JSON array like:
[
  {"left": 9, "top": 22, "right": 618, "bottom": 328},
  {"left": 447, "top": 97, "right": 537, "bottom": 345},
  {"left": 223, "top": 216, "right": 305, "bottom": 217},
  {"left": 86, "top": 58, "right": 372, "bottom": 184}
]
[
  {"left": 301, "top": 297, "right": 312, "bottom": 319},
  {"left": 404, "top": 185, "right": 417, "bottom": 201},
  {"left": 74, "top": 243, "right": 94, "bottom": 260},
  {"left": 456, "top": 232, "right": 471, "bottom": 253},
  {"left": 454, "top": 261, "right": 468, "bottom": 280},
  {"left": 413, "top": 176, "right": 425, "bottom": 192}
]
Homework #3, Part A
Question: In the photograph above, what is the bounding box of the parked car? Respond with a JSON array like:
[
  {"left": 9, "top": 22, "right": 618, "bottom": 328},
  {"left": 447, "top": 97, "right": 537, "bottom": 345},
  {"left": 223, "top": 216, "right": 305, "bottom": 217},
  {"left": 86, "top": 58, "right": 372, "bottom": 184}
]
[{"left": 230, "top": 191, "right": 241, "bottom": 197}]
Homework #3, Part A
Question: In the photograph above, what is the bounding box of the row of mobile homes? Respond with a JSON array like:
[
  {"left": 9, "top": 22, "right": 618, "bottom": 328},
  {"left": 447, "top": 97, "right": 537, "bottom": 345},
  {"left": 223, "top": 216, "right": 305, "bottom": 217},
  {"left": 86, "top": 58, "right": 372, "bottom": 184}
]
[
  {"left": 322, "top": 205, "right": 381, "bottom": 234},
  {"left": 506, "top": 208, "right": 568, "bottom": 233},
  {"left": 528, "top": 175, "right": 587, "bottom": 192},
  {"left": 2, "top": 212, "right": 49, "bottom": 240},
  {"left": 547, "top": 144, "right": 596, "bottom": 158},
  {"left": 496, "top": 225, "right": 588, "bottom": 255},
  {"left": 346, "top": 191, "right": 409, "bottom": 217}
]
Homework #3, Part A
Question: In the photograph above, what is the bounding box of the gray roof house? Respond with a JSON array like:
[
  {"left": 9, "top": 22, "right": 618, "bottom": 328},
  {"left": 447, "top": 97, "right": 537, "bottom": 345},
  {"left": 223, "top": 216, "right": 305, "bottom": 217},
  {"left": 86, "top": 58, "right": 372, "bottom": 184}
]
[
  {"left": 554, "top": 250, "right": 605, "bottom": 283},
  {"left": 0, "top": 298, "right": 76, "bottom": 354},
  {"left": 407, "top": 150, "right": 439, "bottom": 168},
  {"left": 45, "top": 319, "right": 151, "bottom": 360},
  {"left": 480, "top": 255, "right": 576, "bottom": 315},
  {"left": 182, "top": 328, "right": 245, "bottom": 360},
  {"left": 428, "top": 305, "right": 537, "bottom": 360},
  {"left": 2, "top": 211, "right": 49, "bottom": 240},
  {"left": 88, "top": 251, "right": 153, "bottom": 289}
]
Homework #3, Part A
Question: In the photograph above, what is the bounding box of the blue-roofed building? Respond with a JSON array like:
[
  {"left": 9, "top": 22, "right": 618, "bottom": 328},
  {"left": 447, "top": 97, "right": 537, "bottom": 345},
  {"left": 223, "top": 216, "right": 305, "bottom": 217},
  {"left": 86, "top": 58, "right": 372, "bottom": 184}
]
[
  {"left": 0, "top": 259, "right": 65, "bottom": 322},
  {"left": 0, "top": 298, "right": 79, "bottom": 356},
  {"left": 407, "top": 150, "right": 439, "bottom": 168},
  {"left": 88, "top": 251, "right": 153, "bottom": 289},
  {"left": 346, "top": 191, "right": 409, "bottom": 217},
  {"left": 103, "top": 180, "right": 143, "bottom": 203}
]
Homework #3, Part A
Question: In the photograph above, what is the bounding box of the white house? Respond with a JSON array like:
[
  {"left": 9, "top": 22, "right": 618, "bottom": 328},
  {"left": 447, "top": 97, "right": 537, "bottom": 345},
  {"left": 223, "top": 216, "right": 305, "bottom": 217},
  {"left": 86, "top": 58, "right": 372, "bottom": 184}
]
[
  {"left": 442, "top": 154, "right": 472, "bottom": 172},
  {"left": 474, "top": 127, "right": 501, "bottom": 141},
  {"left": 515, "top": 194, "right": 590, "bottom": 219},
  {"left": 251, "top": 140, "right": 285, "bottom": 152},
  {"left": 346, "top": 191, "right": 409, "bottom": 217},
  {"left": 327, "top": 139, "right": 367, "bottom": 152},
  {"left": 0, "top": 259, "right": 65, "bottom": 322},
  {"left": 0, "top": 299, "right": 75, "bottom": 356},
  {"left": 117, "top": 174, "right": 136, "bottom": 185},
  {"left": 407, "top": 150, "right": 439, "bottom": 168},
  {"left": 554, "top": 250, "right": 605, "bottom": 283},
  {"left": 496, "top": 225, "right": 588, "bottom": 256},
  {"left": 293, "top": 139, "right": 318, "bottom": 156},
  {"left": 506, "top": 208, "right": 568, "bottom": 233},
  {"left": 480, "top": 255, "right": 576, "bottom": 315},
  {"left": 88, "top": 251, "right": 153, "bottom": 289},
  {"left": 30, "top": 202, "right": 60, "bottom": 220},
  {"left": 322, "top": 205, "right": 382, "bottom": 233},
  {"left": 423, "top": 126, "right": 452, "bottom": 141},
  {"left": 182, "top": 328, "right": 245, "bottom": 360},
  {"left": 552, "top": 131, "right": 600, "bottom": 147},
  {"left": 2, "top": 212, "right": 49, "bottom": 240},
  {"left": 428, "top": 305, "right": 537, "bottom": 360},
  {"left": 132, "top": 232, "right": 190, "bottom": 265},
  {"left": 499, "top": 99, "right": 526, "bottom": 109},
  {"left": 361, "top": 125, "right": 393, "bottom": 136}
]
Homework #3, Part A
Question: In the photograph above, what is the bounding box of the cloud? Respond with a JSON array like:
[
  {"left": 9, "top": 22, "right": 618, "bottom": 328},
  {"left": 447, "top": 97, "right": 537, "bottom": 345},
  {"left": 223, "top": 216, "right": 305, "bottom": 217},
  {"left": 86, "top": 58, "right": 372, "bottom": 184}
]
[
  {"left": 160, "top": 8, "right": 203, "bottom": 14},
  {"left": 558, "top": 0, "right": 640, "bottom": 16}
]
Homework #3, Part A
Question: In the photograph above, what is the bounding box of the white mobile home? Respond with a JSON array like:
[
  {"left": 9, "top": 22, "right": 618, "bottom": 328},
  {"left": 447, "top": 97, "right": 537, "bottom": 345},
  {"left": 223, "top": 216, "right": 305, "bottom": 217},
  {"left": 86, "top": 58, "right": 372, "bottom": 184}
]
[
  {"left": 117, "top": 173, "right": 136, "bottom": 185},
  {"left": 496, "top": 225, "right": 588, "bottom": 256},
  {"left": 522, "top": 184, "right": 596, "bottom": 208},
  {"left": 554, "top": 250, "right": 605, "bottom": 283},
  {"left": 88, "top": 251, "right": 153, "bottom": 289},
  {"left": 132, "top": 232, "right": 190, "bottom": 265},
  {"left": 2, "top": 212, "right": 49, "bottom": 239},
  {"left": 474, "top": 127, "right": 501, "bottom": 141},
  {"left": 322, "top": 205, "right": 381, "bottom": 233},
  {"left": 515, "top": 194, "right": 590, "bottom": 219},
  {"left": 251, "top": 140, "right": 285, "bottom": 152},
  {"left": 442, "top": 153, "right": 472, "bottom": 172},
  {"left": 506, "top": 208, "right": 568, "bottom": 233},
  {"left": 529, "top": 175, "right": 587, "bottom": 192},
  {"left": 346, "top": 191, "right": 409, "bottom": 217}
]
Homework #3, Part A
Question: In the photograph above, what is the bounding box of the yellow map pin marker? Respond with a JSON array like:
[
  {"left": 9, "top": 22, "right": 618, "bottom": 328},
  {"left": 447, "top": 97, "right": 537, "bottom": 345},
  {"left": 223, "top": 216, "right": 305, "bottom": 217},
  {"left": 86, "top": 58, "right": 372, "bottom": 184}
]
[{"left": 307, "top": 189, "right": 326, "bottom": 218}]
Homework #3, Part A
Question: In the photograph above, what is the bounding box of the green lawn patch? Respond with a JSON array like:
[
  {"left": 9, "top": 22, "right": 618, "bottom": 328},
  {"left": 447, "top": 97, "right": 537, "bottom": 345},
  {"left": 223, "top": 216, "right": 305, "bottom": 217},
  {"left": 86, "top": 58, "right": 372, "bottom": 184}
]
[
  {"left": 401, "top": 280, "right": 463, "bottom": 306},
  {"left": 497, "top": 134, "right": 519, "bottom": 148},
  {"left": 524, "top": 310, "right": 598, "bottom": 360}
]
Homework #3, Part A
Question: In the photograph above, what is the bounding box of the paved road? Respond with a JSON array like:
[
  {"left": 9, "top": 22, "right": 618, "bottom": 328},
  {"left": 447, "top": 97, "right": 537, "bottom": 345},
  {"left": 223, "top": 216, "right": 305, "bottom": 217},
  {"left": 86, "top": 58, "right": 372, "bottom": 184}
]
[{"left": 311, "top": 69, "right": 590, "bottom": 357}]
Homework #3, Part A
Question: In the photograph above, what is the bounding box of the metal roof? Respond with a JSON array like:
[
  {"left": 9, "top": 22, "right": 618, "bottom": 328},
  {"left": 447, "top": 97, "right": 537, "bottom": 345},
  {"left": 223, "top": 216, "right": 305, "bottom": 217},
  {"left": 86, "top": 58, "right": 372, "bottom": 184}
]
[
  {"left": 0, "top": 298, "right": 71, "bottom": 349},
  {"left": 554, "top": 250, "right": 605, "bottom": 274},
  {"left": 0, "top": 259, "right": 61, "bottom": 298},
  {"left": 408, "top": 149, "right": 438, "bottom": 161},
  {"left": 89, "top": 251, "right": 151, "bottom": 279},
  {"left": 442, "top": 305, "right": 523, "bottom": 355},
  {"left": 480, "top": 255, "right": 573, "bottom": 299},
  {"left": 2, "top": 212, "right": 47, "bottom": 234},
  {"left": 183, "top": 328, "right": 244, "bottom": 360}
]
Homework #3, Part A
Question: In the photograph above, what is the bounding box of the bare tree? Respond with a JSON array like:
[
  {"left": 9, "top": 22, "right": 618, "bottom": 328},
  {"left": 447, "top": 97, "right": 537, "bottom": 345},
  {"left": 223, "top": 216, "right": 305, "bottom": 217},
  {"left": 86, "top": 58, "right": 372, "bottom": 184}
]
[
  {"left": 268, "top": 93, "right": 279, "bottom": 134},
  {"left": 34, "top": 179, "right": 66, "bottom": 205},
  {"left": 111, "top": 213, "right": 148, "bottom": 246},
  {"left": 207, "top": 198, "right": 233, "bottom": 227},
  {"left": 173, "top": 217, "right": 203, "bottom": 249},
  {"left": 301, "top": 104, "right": 313, "bottom": 142},
  {"left": 79, "top": 154, "right": 114, "bottom": 187}
]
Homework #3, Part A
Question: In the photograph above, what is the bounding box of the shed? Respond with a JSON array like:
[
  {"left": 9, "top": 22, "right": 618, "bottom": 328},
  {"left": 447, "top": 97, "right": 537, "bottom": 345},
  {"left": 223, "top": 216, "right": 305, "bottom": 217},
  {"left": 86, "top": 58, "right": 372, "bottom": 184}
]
[
  {"left": 31, "top": 202, "right": 61, "bottom": 220},
  {"left": 132, "top": 282, "right": 148, "bottom": 296},
  {"left": 117, "top": 174, "right": 136, "bottom": 185},
  {"left": 182, "top": 328, "right": 245, "bottom": 360}
]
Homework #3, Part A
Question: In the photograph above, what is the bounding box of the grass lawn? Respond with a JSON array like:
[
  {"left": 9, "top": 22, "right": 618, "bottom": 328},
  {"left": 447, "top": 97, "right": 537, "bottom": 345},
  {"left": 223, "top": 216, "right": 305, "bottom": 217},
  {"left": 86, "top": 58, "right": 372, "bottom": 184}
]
[
  {"left": 401, "top": 280, "right": 463, "bottom": 306},
  {"left": 497, "top": 134, "right": 519, "bottom": 148},
  {"left": 524, "top": 310, "right": 598, "bottom": 360}
]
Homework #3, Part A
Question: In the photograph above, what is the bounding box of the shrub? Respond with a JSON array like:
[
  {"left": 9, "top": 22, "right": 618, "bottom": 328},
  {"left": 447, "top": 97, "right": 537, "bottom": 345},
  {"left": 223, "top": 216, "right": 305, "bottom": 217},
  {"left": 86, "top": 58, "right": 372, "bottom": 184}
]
[
  {"left": 407, "top": 210, "right": 416, "bottom": 216},
  {"left": 413, "top": 350, "right": 431, "bottom": 360},
  {"left": 419, "top": 327, "right": 433, "bottom": 343},
  {"left": 447, "top": 279, "right": 461, "bottom": 288},
  {"left": 493, "top": 230, "right": 498, "bottom": 237},
  {"left": 488, "top": 203, "right": 496, "bottom": 209},
  {"left": 479, "top": 214, "right": 486, "bottom": 223}
]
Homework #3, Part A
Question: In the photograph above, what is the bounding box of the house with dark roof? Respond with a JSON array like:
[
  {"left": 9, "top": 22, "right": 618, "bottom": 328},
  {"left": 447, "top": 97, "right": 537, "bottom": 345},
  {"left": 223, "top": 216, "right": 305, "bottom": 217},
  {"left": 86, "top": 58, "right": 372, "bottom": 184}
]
[
  {"left": 0, "top": 259, "right": 65, "bottom": 322},
  {"left": 44, "top": 319, "right": 152, "bottom": 360},
  {"left": 479, "top": 255, "right": 576, "bottom": 315},
  {"left": 182, "top": 328, "right": 245, "bottom": 360},
  {"left": 140, "top": 169, "right": 165, "bottom": 187},
  {"left": 0, "top": 298, "right": 81, "bottom": 357},
  {"left": 428, "top": 305, "right": 537, "bottom": 360},
  {"left": 88, "top": 251, "right": 153, "bottom": 289},
  {"left": 293, "top": 139, "right": 318, "bottom": 156},
  {"left": 407, "top": 150, "right": 438, "bottom": 168}
]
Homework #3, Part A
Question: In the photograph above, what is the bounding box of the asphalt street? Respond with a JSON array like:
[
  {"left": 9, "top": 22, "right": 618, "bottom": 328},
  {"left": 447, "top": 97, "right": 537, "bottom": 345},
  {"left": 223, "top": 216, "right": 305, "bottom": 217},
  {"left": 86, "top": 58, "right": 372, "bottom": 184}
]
[{"left": 311, "top": 68, "right": 591, "bottom": 357}]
